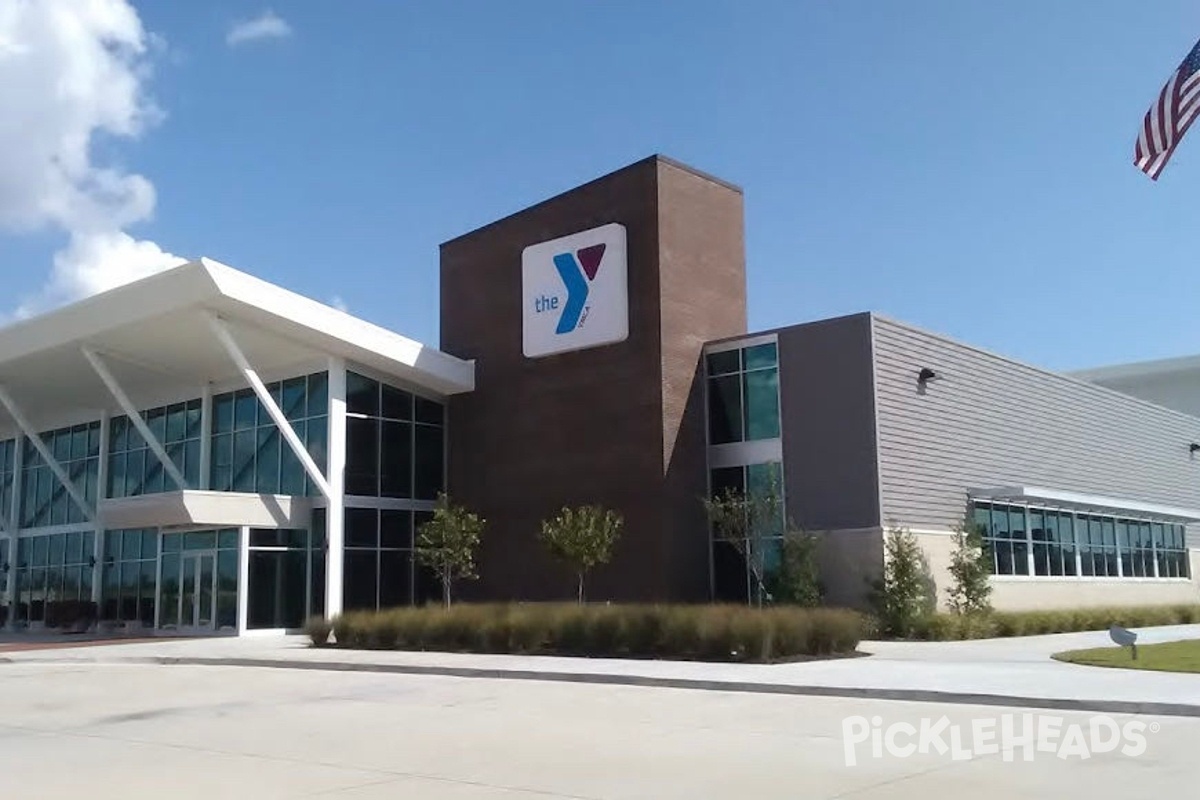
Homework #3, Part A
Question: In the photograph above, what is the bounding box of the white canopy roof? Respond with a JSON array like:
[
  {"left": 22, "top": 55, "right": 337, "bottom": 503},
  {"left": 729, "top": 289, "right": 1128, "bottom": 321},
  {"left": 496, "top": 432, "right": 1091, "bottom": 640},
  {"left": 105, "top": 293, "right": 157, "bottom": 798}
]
[{"left": 0, "top": 259, "right": 474, "bottom": 433}]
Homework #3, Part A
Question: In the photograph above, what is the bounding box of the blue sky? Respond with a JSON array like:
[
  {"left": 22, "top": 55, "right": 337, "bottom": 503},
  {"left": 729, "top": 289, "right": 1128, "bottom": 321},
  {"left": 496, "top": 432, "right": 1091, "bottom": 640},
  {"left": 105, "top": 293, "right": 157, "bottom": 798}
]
[{"left": 4, "top": 1, "right": 1200, "bottom": 370}]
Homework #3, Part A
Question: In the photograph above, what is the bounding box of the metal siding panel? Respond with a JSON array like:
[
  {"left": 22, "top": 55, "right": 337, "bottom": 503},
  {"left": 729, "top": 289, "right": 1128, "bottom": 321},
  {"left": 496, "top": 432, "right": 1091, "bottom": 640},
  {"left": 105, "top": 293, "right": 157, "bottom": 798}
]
[
  {"left": 778, "top": 315, "right": 880, "bottom": 530},
  {"left": 873, "top": 317, "right": 1200, "bottom": 530}
]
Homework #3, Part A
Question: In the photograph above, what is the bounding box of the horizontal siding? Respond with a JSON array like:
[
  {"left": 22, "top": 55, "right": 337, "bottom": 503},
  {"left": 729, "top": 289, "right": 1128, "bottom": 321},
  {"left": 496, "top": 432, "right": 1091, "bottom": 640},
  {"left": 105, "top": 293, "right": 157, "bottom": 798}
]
[{"left": 872, "top": 317, "right": 1200, "bottom": 549}]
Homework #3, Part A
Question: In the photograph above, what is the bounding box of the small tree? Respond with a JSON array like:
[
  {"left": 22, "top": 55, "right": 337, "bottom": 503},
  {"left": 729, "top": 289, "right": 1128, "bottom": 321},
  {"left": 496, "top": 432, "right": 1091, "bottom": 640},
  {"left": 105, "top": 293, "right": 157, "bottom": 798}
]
[
  {"left": 765, "top": 527, "right": 823, "bottom": 606},
  {"left": 539, "top": 505, "right": 623, "bottom": 603},
  {"left": 869, "top": 526, "right": 934, "bottom": 637},
  {"left": 415, "top": 493, "right": 485, "bottom": 607},
  {"left": 702, "top": 484, "right": 782, "bottom": 607},
  {"left": 946, "top": 514, "right": 993, "bottom": 616}
]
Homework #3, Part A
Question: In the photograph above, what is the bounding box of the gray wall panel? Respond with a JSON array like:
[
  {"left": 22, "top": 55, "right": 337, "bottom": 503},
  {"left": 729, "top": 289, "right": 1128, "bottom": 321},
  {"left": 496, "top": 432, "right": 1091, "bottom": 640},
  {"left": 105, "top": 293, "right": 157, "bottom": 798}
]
[
  {"left": 777, "top": 314, "right": 880, "bottom": 530},
  {"left": 872, "top": 316, "right": 1200, "bottom": 543}
]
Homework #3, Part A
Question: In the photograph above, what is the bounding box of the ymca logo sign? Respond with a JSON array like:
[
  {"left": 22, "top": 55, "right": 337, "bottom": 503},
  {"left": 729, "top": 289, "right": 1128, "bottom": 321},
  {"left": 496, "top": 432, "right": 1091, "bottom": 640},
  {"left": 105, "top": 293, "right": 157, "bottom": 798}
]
[{"left": 522, "top": 223, "right": 628, "bottom": 358}]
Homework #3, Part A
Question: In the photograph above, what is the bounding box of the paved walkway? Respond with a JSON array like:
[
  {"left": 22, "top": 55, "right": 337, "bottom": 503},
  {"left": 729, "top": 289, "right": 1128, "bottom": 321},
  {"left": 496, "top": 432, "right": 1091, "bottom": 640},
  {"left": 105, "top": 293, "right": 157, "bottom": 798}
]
[{"left": 5, "top": 624, "right": 1200, "bottom": 715}]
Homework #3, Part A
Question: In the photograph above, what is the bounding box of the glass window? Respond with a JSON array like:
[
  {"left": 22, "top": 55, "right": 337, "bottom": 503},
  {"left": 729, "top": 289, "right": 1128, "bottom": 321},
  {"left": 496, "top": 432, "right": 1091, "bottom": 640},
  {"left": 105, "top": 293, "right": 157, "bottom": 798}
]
[
  {"left": 234, "top": 391, "right": 258, "bottom": 431},
  {"left": 414, "top": 396, "right": 444, "bottom": 426},
  {"left": 707, "top": 375, "right": 742, "bottom": 445},
  {"left": 382, "top": 385, "right": 412, "bottom": 421},
  {"left": 743, "top": 369, "right": 781, "bottom": 440},
  {"left": 379, "top": 549, "right": 412, "bottom": 609},
  {"left": 743, "top": 343, "right": 778, "bottom": 370},
  {"left": 710, "top": 467, "right": 744, "bottom": 500},
  {"left": 1116, "top": 520, "right": 1132, "bottom": 577},
  {"left": 380, "top": 510, "right": 412, "bottom": 549},
  {"left": 109, "top": 399, "right": 202, "bottom": 498},
  {"left": 414, "top": 424, "right": 444, "bottom": 500},
  {"left": 346, "top": 417, "right": 379, "bottom": 496},
  {"left": 212, "top": 374, "right": 328, "bottom": 497},
  {"left": 20, "top": 422, "right": 100, "bottom": 528},
  {"left": 343, "top": 550, "right": 378, "bottom": 612},
  {"left": 99, "top": 528, "right": 157, "bottom": 628},
  {"left": 1030, "top": 510, "right": 1048, "bottom": 576},
  {"left": 705, "top": 350, "right": 740, "bottom": 376},
  {"left": 380, "top": 421, "right": 412, "bottom": 498},
  {"left": 282, "top": 378, "right": 307, "bottom": 422},
  {"left": 347, "top": 372, "right": 380, "bottom": 417},
  {"left": 248, "top": 550, "right": 308, "bottom": 629},
  {"left": 341, "top": 373, "right": 442, "bottom": 501},
  {"left": 706, "top": 342, "right": 780, "bottom": 446},
  {"left": 346, "top": 508, "right": 378, "bottom": 548},
  {"left": 255, "top": 427, "right": 282, "bottom": 493}
]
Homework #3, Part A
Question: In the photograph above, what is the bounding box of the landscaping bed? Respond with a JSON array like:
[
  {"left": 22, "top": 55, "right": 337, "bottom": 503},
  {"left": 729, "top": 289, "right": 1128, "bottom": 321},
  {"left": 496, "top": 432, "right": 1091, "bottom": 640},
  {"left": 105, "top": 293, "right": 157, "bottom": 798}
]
[
  {"left": 1053, "top": 639, "right": 1200, "bottom": 673},
  {"left": 308, "top": 603, "right": 865, "bottom": 662}
]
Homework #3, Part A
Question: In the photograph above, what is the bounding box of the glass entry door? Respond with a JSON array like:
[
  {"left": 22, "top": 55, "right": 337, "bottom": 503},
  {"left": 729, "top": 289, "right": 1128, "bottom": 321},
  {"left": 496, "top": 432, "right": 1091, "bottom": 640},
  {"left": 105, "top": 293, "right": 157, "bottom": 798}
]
[{"left": 179, "top": 551, "right": 216, "bottom": 631}]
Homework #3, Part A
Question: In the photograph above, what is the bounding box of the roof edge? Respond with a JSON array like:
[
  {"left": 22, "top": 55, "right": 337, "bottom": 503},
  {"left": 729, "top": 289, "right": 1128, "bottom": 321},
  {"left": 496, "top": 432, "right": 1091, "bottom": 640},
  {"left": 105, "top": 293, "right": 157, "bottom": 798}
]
[{"left": 440, "top": 154, "right": 742, "bottom": 248}]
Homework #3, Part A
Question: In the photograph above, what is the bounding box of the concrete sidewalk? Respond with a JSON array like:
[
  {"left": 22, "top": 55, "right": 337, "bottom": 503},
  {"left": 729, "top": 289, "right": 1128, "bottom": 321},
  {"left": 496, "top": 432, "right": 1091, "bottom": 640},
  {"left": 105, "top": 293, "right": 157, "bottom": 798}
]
[{"left": 5, "top": 624, "right": 1200, "bottom": 716}]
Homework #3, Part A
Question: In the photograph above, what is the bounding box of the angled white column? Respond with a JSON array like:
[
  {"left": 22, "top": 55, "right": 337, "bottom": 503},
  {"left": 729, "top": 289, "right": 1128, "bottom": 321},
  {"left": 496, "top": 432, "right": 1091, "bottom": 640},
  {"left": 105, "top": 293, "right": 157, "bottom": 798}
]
[
  {"left": 82, "top": 347, "right": 187, "bottom": 491},
  {"left": 0, "top": 386, "right": 96, "bottom": 526},
  {"left": 206, "top": 314, "right": 333, "bottom": 499},
  {"left": 199, "top": 384, "right": 213, "bottom": 490},
  {"left": 324, "top": 358, "right": 347, "bottom": 619}
]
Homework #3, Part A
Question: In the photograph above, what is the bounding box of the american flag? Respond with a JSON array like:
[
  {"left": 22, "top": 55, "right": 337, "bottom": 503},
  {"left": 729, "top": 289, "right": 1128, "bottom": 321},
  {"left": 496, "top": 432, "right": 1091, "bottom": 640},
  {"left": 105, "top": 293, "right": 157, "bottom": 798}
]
[{"left": 1135, "top": 37, "right": 1200, "bottom": 180}]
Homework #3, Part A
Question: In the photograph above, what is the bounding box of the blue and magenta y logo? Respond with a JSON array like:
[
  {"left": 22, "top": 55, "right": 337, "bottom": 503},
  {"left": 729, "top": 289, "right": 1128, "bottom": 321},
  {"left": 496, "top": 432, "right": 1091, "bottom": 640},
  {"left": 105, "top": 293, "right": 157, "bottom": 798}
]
[{"left": 533, "top": 243, "right": 607, "bottom": 334}]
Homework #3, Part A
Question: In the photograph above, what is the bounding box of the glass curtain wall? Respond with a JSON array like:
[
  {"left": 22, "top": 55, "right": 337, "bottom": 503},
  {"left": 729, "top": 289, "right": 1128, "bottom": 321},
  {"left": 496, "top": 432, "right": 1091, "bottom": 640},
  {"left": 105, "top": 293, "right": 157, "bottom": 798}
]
[
  {"left": 706, "top": 342, "right": 781, "bottom": 445},
  {"left": 100, "top": 529, "right": 158, "bottom": 628},
  {"left": 340, "top": 371, "right": 443, "bottom": 612},
  {"left": 248, "top": 528, "right": 314, "bottom": 629},
  {"left": 345, "top": 371, "right": 445, "bottom": 500},
  {"left": 158, "top": 529, "right": 238, "bottom": 631},
  {"left": 20, "top": 423, "right": 100, "bottom": 528},
  {"left": 342, "top": 507, "right": 441, "bottom": 611},
  {"left": 709, "top": 462, "right": 785, "bottom": 604},
  {"left": 973, "top": 502, "right": 1190, "bottom": 579},
  {"left": 210, "top": 372, "right": 328, "bottom": 495},
  {"left": 13, "top": 531, "right": 94, "bottom": 626},
  {"left": 108, "top": 400, "right": 202, "bottom": 497}
]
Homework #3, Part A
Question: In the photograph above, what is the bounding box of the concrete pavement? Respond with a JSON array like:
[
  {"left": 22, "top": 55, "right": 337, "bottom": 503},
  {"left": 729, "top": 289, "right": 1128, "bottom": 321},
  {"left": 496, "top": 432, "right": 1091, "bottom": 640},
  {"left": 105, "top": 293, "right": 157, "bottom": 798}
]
[
  {"left": 5, "top": 624, "right": 1200, "bottom": 715},
  {"left": 0, "top": 659, "right": 1196, "bottom": 799}
]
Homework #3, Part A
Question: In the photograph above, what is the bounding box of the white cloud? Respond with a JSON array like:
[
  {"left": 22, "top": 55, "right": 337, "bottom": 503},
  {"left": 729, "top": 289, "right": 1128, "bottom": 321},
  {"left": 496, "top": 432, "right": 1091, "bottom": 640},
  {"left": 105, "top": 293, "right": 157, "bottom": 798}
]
[
  {"left": 226, "top": 10, "right": 292, "bottom": 47},
  {"left": 0, "top": 0, "right": 185, "bottom": 320}
]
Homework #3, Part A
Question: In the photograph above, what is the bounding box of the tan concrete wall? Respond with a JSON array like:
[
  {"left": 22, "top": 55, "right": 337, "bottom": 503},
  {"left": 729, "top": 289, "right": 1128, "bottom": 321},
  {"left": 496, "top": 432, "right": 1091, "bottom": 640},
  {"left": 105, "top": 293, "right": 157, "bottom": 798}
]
[
  {"left": 813, "top": 527, "right": 884, "bottom": 609},
  {"left": 909, "top": 531, "right": 956, "bottom": 612},
  {"left": 988, "top": 577, "right": 1200, "bottom": 611}
]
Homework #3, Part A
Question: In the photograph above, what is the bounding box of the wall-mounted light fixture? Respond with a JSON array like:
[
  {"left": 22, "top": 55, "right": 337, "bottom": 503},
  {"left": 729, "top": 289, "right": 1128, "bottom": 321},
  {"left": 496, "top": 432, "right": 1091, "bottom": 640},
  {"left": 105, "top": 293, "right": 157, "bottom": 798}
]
[
  {"left": 917, "top": 367, "right": 940, "bottom": 384},
  {"left": 1190, "top": 443, "right": 1200, "bottom": 454}
]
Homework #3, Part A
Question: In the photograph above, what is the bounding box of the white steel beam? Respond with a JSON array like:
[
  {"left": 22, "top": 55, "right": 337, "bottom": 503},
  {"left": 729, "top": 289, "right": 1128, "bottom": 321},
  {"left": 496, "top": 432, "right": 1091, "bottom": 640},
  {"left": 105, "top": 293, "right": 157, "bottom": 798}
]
[
  {"left": 324, "top": 357, "right": 347, "bottom": 619},
  {"left": 82, "top": 347, "right": 188, "bottom": 491},
  {"left": 0, "top": 386, "right": 96, "bottom": 526},
  {"left": 206, "top": 314, "right": 333, "bottom": 499}
]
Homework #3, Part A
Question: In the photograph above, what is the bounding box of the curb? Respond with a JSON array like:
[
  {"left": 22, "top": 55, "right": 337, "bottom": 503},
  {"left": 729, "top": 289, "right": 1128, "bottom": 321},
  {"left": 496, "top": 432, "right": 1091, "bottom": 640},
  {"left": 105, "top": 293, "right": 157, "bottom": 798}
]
[{"left": 135, "top": 656, "right": 1200, "bottom": 719}]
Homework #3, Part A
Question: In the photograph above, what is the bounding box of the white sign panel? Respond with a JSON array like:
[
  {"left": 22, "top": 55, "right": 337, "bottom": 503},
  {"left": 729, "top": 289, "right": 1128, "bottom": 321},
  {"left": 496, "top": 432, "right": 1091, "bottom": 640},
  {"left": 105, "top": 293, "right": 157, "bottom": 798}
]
[{"left": 522, "top": 223, "right": 628, "bottom": 358}]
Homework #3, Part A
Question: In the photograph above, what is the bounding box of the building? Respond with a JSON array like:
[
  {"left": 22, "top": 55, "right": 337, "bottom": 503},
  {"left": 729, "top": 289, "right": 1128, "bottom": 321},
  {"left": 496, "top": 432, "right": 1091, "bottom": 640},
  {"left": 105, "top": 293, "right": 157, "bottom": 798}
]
[{"left": 0, "top": 155, "right": 1196, "bottom": 635}]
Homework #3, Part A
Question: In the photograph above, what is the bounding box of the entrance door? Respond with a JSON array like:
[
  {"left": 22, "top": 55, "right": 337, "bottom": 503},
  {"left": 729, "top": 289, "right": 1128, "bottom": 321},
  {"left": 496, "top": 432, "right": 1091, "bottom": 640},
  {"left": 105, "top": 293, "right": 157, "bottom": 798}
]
[{"left": 179, "top": 551, "right": 217, "bottom": 631}]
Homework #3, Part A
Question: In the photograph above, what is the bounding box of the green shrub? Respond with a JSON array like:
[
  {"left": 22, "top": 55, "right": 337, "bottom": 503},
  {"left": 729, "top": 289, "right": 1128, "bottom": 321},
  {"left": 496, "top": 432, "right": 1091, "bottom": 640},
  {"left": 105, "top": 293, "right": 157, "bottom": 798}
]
[
  {"left": 904, "top": 604, "right": 1200, "bottom": 641},
  {"left": 305, "top": 615, "right": 333, "bottom": 647},
  {"left": 869, "top": 527, "right": 936, "bottom": 638},
  {"left": 323, "top": 603, "right": 865, "bottom": 661}
]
